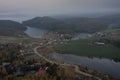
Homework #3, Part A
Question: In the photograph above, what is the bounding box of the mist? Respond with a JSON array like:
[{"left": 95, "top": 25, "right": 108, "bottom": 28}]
[{"left": 0, "top": 0, "right": 120, "bottom": 16}]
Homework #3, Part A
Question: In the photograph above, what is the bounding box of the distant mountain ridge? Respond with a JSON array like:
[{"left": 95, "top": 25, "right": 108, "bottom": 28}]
[
  {"left": 0, "top": 13, "right": 120, "bottom": 36},
  {"left": 0, "top": 20, "right": 26, "bottom": 36},
  {"left": 23, "top": 14, "right": 120, "bottom": 33},
  {"left": 23, "top": 17, "right": 66, "bottom": 29}
]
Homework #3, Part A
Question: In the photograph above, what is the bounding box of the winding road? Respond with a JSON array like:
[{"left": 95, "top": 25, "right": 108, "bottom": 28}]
[{"left": 34, "top": 46, "right": 101, "bottom": 80}]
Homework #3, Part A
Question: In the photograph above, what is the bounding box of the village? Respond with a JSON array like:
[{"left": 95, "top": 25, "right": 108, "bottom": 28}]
[
  {"left": 0, "top": 31, "right": 120, "bottom": 80},
  {"left": 0, "top": 43, "right": 76, "bottom": 80}
]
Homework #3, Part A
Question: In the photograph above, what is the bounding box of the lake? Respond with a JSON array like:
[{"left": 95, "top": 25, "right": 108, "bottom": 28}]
[
  {"left": 72, "top": 33, "right": 92, "bottom": 40},
  {"left": 24, "top": 26, "right": 120, "bottom": 78},
  {"left": 50, "top": 52, "right": 120, "bottom": 78},
  {"left": 25, "top": 26, "right": 47, "bottom": 38}
]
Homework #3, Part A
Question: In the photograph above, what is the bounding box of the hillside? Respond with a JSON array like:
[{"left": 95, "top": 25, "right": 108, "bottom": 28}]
[
  {"left": 22, "top": 17, "right": 71, "bottom": 33},
  {"left": 0, "top": 20, "right": 27, "bottom": 36},
  {"left": 100, "top": 14, "right": 120, "bottom": 24},
  {"left": 22, "top": 17, "right": 111, "bottom": 33},
  {"left": 64, "top": 18, "right": 109, "bottom": 33},
  {"left": 62, "top": 14, "right": 120, "bottom": 33},
  {"left": 23, "top": 14, "right": 120, "bottom": 33}
]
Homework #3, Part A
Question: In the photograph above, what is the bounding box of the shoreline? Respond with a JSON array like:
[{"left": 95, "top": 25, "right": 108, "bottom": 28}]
[{"left": 54, "top": 48, "right": 120, "bottom": 62}]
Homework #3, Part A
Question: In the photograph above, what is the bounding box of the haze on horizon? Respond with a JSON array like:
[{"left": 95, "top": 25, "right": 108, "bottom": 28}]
[{"left": 0, "top": 0, "right": 120, "bottom": 16}]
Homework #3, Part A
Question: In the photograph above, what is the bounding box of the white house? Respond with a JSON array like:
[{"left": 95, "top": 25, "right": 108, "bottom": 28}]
[{"left": 94, "top": 42, "right": 105, "bottom": 46}]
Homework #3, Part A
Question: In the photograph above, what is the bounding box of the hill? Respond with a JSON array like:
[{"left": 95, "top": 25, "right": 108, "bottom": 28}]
[
  {"left": 22, "top": 14, "right": 120, "bottom": 33},
  {"left": 62, "top": 14, "right": 120, "bottom": 33},
  {"left": 100, "top": 14, "right": 120, "bottom": 24},
  {"left": 22, "top": 17, "right": 72, "bottom": 33},
  {"left": 63, "top": 18, "right": 109, "bottom": 33},
  {"left": 0, "top": 20, "right": 27, "bottom": 36},
  {"left": 22, "top": 17, "right": 108, "bottom": 33}
]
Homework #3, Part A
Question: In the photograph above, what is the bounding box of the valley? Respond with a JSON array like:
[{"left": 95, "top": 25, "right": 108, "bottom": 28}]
[{"left": 0, "top": 14, "right": 120, "bottom": 80}]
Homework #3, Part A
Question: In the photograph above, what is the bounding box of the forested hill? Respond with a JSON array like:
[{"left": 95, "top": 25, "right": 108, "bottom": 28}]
[
  {"left": 22, "top": 17, "right": 72, "bottom": 33},
  {"left": 0, "top": 20, "right": 27, "bottom": 36},
  {"left": 22, "top": 14, "right": 120, "bottom": 33},
  {"left": 99, "top": 14, "right": 120, "bottom": 23}
]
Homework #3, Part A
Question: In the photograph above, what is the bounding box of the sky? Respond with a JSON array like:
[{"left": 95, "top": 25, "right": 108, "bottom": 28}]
[{"left": 0, "top": 0, "right": 120, "bottom": 16}]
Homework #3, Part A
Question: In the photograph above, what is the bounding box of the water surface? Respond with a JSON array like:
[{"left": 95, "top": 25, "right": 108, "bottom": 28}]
[
  {"left": 50, "top": 52, "right": 120, "bottom": 78},
  {"left": 25, "top": 26, "right": 47, "bottom": 38},
  {"left": 72, "top": 33, "right": 92, "bottom": 40},
  {"left": 25, "top": 26, "right": 120, "bottom": 78}
]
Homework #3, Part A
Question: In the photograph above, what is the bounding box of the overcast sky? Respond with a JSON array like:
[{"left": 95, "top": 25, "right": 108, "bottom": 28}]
[{"left": 0, "top": 0, "right": 120, "bottom": 16}]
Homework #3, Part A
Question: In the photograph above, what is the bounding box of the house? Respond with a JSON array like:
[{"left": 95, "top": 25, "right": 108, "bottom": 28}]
[
  {"left": 34, "top": 62, "right": 42, "bottom": 66},
  {"left": 36, "top": 69, "right": 46, "bottom": 76},
  {"left": 19, "top": 49, "right": 24, "bottom": 56},
  {"left": 94, "top": 42, "right": 105, "bottom": 46}
]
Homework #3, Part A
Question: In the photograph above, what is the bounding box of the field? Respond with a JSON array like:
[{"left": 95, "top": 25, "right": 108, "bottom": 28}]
[
  {"left": 0, "top": 36, "right": 34, "bottom": 44},
  {"left": 55, "top": 39, "right": 120, "bottom": 59}
]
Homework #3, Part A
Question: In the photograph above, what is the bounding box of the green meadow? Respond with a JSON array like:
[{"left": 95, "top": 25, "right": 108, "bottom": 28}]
[{"left": 56, "top": 39, "right": 120, "bottom": 59}]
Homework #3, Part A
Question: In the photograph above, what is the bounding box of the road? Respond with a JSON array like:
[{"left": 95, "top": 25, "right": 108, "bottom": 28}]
[{"left": 34, "top": 46, "right": 101, "bottom": 80}]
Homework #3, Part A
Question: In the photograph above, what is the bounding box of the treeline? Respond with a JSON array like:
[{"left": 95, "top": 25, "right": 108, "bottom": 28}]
[
  {"left": 22, "top": 14, "right": 120, "bottom": 33},
  {"left": 0, "top": 20, "right": 27, "bottom": 36},
  {"left": 0, "top": 14, "right": 120, "bottom": 36},
  {"left": 22, "top": 17, "right": 108, "bottom": 33}
]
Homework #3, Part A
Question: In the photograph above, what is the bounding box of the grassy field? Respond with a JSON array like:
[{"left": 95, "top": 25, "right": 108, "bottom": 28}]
[
  {"left": 56, "top": 39, "right": 120, "bottom": 59},
  {"left": 0, "top": 36, "right": 34, "bottom": 44}
]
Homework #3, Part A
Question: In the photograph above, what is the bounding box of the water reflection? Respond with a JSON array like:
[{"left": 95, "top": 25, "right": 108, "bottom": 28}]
[
  {"left": 25, "top": 26, "right": 47, "bottom": 38},
  {"left": 50, "top": 52, "right": 120, "bottom": 78}
]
